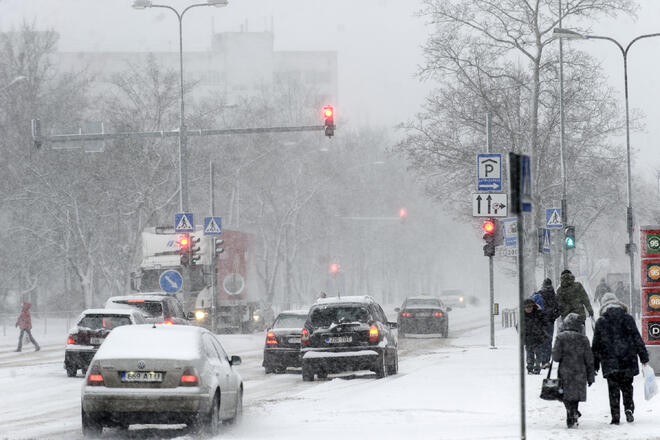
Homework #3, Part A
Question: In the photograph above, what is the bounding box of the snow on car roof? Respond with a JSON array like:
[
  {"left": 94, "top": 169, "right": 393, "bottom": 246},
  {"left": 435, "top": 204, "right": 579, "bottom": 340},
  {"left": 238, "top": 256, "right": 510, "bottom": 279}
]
[
  {"left": 315, "top": 296, "right": 375, "bottom": 305},
  {"left": 80, "top": 308, "right": 138, "bottom": 316},
  {"left": 106, "top": 294, "right": 172, "bottom": 301},
  {"left": 405, "top": 296, "right": 441, "bottom": 301},
  {"left": 277, "top": 309, "right": 309, "bottom": 315},
  {"left": 94, "top": 324, "right": 202, "bottom": 360}
]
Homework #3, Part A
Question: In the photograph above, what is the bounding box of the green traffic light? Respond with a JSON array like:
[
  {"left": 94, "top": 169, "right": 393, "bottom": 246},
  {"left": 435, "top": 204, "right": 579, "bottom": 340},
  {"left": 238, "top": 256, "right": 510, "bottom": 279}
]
[{"left": 565, "top": 237, "right": 575, "bottom": 249}]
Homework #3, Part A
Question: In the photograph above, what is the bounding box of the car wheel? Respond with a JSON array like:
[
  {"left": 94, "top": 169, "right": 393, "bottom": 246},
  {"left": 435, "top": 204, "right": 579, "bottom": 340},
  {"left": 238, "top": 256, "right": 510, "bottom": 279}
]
[
  {"left": 443, "top": 324, "right": 449, "bottom": 338},
  {"left": 316, "top": 370, "right": 328, "bottom": 379},
  {"left": 81, "top": 409, "right": 102, "bottom": 437},
  {"left": 264, "top": 365, "right": 275, "bottom": 374},
  {"left": 275, "top": 366, "right": 287, "bottom": 374},
  {"left": 375, "top": 352, "right": 387, "bottom": 379},
  {"left": 225, "top": 388, "right": 243, "bottom": 425},
  {"left": 387, "top": 350, "right": 399, "bottom": 375},
  {"left": 81, "top": 367, "right": 88, "bottom": 376},
  {"left": 196, "top": 392, "right": 220, "bottom": 436},
  {"left": 302, "top": 363, "right": 314, "bottom": 382},
  {"left": 66, "top": 364, "right": 77, "bottom": 377}
]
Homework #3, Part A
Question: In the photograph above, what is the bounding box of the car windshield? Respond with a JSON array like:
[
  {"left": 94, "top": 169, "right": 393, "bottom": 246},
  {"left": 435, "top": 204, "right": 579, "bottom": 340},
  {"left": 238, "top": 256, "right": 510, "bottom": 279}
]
[
  {"left": 272, "top": 314, "right": 307, "bottom": 329},
  {"left": 78, "top": 315, "right": 132, "bottom": 330},
  {"left": 405, "top": 298, "right": 441, "bottom": 308},
  {"left": 112, "top": 300, "right": 162, "bottom": 318},
  {"left": 309, "top": 306, "right": 370, "bottom": 327}
]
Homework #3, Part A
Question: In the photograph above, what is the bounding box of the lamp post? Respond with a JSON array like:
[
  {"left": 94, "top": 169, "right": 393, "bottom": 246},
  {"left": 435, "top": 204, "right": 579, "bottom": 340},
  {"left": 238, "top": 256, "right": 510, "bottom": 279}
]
[
  {"left": 553, "top": 27, "right": 660, "bottom": 312},
  {"left": 132, "top": 0, "right": 229, "bottom": 212}
]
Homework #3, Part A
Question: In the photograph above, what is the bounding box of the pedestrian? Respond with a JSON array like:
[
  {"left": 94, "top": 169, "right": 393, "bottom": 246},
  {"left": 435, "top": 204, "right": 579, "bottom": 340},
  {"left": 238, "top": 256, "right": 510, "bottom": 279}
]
[
  {"left": 521, "top": 298, "right": 548, "bottom": 374},
  {"left": 556, "top": 269, "right": 594, "bottom": 333},
  {"left": 533, "top": 278, "right": 559, "bottom": 367},
  {"left": 593, "top": 278, "right": 611, "bottom": 305},
  {"left": 591, "top": 292, "right": 649, "bottom": 425},
  {"left": 614, "top": 281, "right": 627, "bottom": 305},
  {"left": 15, "top": 302, "right": 40, "bottom": 352},
  {"left": 552, "top": 313, "right": 595, "bottom": 428}
]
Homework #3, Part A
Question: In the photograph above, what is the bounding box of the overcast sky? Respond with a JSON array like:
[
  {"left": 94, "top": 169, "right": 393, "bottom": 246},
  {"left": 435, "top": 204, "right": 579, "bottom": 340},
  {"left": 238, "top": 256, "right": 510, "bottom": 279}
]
[{"left": 1, "top": 0, "right": 659, "bottom": 181}]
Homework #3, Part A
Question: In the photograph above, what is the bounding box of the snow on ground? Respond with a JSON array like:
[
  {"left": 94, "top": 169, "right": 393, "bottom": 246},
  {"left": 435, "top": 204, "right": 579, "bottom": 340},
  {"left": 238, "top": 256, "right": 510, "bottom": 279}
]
[{"left": 1, "top": 307, "right": 659, "bottom": 439}]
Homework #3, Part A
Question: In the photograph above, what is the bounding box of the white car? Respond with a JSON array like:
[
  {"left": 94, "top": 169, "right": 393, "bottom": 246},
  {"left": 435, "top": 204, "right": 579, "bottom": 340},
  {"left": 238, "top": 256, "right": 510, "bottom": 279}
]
[{"left": 81, "top": 324, "right": 243, "bottom": 436}]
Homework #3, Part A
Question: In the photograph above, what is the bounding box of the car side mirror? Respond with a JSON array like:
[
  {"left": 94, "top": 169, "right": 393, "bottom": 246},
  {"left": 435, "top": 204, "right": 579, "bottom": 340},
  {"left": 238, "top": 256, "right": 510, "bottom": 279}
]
[
  {"left": 230, "top": 355, "right": 242, "bottom": 366},
  {"left": 388, "top": 322, "right": 398, "bottom": 329},
  {"left": 186, "top": 312, "right": 195, "bottom": 320},
  {"left": 394, "top": 307, "right": 400, "bottom": 313}
]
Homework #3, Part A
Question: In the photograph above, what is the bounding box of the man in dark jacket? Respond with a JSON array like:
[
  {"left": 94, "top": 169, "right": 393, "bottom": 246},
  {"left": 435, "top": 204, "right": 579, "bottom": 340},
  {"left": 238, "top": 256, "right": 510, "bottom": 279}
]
[
  {"left": 15, "top": 302, "right": 40, "bottom": 352},
  {"left": 552, "top": 313, "right": 595, "bottom": 428},
  {"left": 593, "top": 278, "right": 611, "bottom": 305},
  {"left": 591, "top": 293, "right": 649, "bottom": 425},
  {"left": 557, "top": 270, "right": 594, "bottom": 332},
  {"left": 536, "top": 278, "right": 559, "bottom": 366},
  {"left": 522, "top": 298, "right": 548, "bottom": 374}
]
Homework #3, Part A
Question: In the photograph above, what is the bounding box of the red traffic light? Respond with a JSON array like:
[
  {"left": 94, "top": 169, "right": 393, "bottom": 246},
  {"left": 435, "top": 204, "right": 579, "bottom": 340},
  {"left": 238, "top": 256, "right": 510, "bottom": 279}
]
[
  {"left": 177, "top": 234, "right": 190, "bottom": 249},
  {"left": 399, "top": 208, "right": 408, "bottom": 218},
  {"left": 323, "top": 106, "right": 334, "bottom": 119},
  {"left": 329, "top": 263, "right": 339, "bottom": 274},
  {"left": 482, "top": 219, "right": 495, "bottom": 235}
]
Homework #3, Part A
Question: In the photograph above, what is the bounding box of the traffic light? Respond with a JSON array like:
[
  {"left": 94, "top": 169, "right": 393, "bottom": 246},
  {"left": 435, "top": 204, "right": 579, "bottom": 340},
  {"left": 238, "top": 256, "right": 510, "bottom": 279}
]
[
  {"left": 482, "top": 218, "right": 496, "bottom": 257},
  {"left": 399, "top": 207, "right": 407, "bottom": 223},
  {"left": 177, "top": 234, "right": 191, "bottom": 266},
  {"left": 329, "top": 262, "right": 339, "bottom": 274},
  {"left": 190, "top": 235, "right": 201, "bottom": 265},
  {"left": 323, "top": 105, "right": 335, "bottom": 137},
  {"left": 213, "top": 238, "right": 224, "bottom": 257},
  {"left": 565, "top": 225, "right": 576, "bottom": 249}
]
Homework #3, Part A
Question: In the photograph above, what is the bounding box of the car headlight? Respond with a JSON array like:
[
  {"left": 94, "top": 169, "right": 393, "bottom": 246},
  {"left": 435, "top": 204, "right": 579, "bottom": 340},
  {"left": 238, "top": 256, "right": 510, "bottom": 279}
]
[
  {"left": 194, "top": 310, "right": 207, "bottom": 320},
  {"left": 459, "top": 297, "right": 464, "bottom": 302},
  {"left": 253, "top": 314, "right": 261, "bottom": 322}
]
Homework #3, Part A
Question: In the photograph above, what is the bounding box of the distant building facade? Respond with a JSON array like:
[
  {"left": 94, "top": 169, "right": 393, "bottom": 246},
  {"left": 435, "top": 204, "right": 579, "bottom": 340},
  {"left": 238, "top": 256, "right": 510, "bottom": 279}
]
[{"left": 54, "top": 31, "right": 338, "bottom": 110}]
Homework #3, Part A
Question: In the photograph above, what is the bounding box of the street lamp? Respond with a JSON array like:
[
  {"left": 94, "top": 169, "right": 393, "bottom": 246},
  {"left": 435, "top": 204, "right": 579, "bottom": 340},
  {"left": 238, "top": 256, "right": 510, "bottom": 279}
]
[
  {"left": 553, "top": 27, "right": 660, "bottom": 311},
  {"left": 132, "top": 0, "right": 229, "bottom": 212}
]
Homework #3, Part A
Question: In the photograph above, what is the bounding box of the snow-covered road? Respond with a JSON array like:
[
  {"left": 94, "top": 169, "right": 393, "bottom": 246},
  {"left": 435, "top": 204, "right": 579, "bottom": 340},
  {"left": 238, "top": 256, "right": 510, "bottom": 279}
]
[{"left": 1, "top": 308, "right": 659, "bottom": 439}]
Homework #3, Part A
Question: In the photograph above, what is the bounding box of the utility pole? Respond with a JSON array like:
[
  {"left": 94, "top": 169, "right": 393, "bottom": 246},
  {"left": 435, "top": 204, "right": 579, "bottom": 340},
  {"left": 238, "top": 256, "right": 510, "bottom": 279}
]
[{"left": 487, "top": 113, "right": 496, "bottom": 349}]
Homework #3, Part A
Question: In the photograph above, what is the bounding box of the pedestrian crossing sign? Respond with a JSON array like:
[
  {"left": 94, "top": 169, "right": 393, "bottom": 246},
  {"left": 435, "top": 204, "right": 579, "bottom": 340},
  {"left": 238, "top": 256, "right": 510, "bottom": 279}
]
[
  {"left": 174, "top": 212, "right": 194, "bottom": 232},
  {"left": 203, "top": 216, "right": 222, "bottom": 235},
  {"left": 545, "top": 208, "right": 562, "bottom": 229}
]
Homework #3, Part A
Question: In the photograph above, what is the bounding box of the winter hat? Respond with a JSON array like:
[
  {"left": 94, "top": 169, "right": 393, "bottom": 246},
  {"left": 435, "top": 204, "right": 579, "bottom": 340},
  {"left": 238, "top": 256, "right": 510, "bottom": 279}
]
[
  {"left": 523, "top": 298, "right": 536, "bottom": 308},
  {"left": 561, "top": 269, "right": 572, "bottom": 275},
  {"left": 599, "top": 292, "right": 628, "bottom": 314},
  {"left": 562, "top": 313, "right": 582, "bottom": 332},
  {"left": 542, "top": 278, "right": 552, "bottom": 288}
]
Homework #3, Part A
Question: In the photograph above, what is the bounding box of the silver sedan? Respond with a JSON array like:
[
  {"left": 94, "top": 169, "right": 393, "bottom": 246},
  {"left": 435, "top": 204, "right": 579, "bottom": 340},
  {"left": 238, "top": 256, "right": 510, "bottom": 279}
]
[{"left": 81, "top": 324, "right": 243, "bottom": 436}]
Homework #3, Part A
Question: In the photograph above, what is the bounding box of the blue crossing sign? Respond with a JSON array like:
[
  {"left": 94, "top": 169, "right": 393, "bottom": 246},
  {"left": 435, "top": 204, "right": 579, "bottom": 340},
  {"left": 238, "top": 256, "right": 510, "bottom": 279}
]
[
  {"left": 174, "top": 212, "right": 194, "bottom": 232},
  {"left": 477, "top": 153, "right": 502, "bottom": 191},
  {"left": 542, "top": 228, "right": 551, "bottom": 254},
  {"left": 203, "top": 216, "right": 222, "bottom": 235},
  {"left": 159, "top": 270, "right": 183, "bottom": 293},
  {"left": 545, "top": 208, "right": 562, "bottom": 229}
]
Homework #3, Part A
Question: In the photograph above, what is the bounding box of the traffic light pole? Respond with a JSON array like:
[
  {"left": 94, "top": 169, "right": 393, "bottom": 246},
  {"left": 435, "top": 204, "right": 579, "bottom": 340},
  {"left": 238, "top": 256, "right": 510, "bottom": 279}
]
[{"left": 486, "top": 113, "right": 496, "bottom": 349}]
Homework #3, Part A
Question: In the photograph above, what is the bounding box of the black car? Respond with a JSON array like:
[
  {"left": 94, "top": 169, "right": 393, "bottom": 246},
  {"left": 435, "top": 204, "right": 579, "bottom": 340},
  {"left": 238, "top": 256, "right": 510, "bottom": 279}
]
[
  {"left": 263, "top": 310, "right": 309, "bottom": 374},
  {"left": 300, "top": 296, "right": 398, "bottom": 381},
  {"left": 105, "top": 293, "right": 189, "bottom": 325},
  {"left": 64, "top": 308, "right": 146, "bottom": 377},
  {"left": 395, "top": 296, "right": 451, "bottom": 338}
]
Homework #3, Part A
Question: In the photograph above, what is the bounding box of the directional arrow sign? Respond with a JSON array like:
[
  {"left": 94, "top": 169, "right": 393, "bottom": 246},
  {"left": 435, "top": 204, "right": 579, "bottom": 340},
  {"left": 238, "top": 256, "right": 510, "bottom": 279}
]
[
  {"left": 472, "top": 193, "right": 508, "bottom": 217},
  {"left": 159, "top": 270, "right": 183, "bottom": 293},
  {"left": 477, "top": 153, "right": 502, "bottom": 191}
]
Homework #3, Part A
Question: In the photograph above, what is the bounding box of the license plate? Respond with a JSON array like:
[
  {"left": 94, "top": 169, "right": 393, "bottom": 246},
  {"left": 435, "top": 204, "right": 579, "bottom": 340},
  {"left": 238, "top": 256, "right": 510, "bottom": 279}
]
[
  {"left": 121, "top": 371, "right": 163, "bottom": 383},
  {"left": 90, "top": 337, "right": 105, "bottom": 345},
  {"left": 288, "top": 337, "right": 301, "bottom": 344},
  {"left": 326, "top": 336, "right": 352, "bottom": 344},
  {"left": 416, "top": 312, "right": 431, "bottom": 317}
]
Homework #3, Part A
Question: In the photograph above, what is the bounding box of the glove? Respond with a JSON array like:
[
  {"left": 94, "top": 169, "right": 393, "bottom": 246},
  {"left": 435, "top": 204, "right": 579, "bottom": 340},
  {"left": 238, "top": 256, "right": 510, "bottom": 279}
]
[{"left": 588, "top": 381, "right": 593, "bottom": 387}]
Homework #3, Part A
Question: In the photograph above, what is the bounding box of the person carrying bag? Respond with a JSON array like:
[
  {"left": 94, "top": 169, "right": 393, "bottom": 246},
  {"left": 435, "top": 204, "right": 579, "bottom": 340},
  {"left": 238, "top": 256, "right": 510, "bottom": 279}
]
[{"left": 540, "top": 361, "right": 563, "bottom": 401}]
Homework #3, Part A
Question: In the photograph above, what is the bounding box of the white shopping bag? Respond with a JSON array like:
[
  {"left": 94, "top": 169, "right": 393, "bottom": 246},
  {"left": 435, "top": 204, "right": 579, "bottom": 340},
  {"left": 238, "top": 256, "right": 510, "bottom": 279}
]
[{"left": 643, "top": 364, "right": 658, "bottom": 401}]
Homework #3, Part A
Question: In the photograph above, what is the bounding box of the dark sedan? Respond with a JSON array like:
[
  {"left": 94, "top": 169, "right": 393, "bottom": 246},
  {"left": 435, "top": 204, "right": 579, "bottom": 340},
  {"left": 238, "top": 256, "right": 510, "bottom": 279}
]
[
  {"left": 396, "top": 296, "right": 451, "bottom": 338},
  {"left": 263, "top": 310, "right": 308, "bottom": 374}
]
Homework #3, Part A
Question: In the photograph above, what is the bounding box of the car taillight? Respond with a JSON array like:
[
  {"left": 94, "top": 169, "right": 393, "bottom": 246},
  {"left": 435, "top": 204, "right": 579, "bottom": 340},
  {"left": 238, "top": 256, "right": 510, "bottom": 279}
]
[
  {"left": 401, "top": 312, "right": 412, "bottom": 317},
  {"left": 127, "top": 299, "right": 145, "bottom": 303},
  {"left": 434, "top": 312, "right": 443, "bottom": 317},
  {"left": 179, "top": 367, "right": 199, "bottom": 386},
  {"left": 157, "top": 319, "right": 174, "bottom": 325},
  {"left": 266, "top": 331, "right": 278, "bottom": 345},
  {"left": 67, "top": 336, "right": 77, "bottom": 345},
  {"left": 301, "top": 328, "right": 310, "bottom": 346},
  {"left": 86, "top": 362, "right": 104, "bottom": 386},
  {"left": 369, "top": 325, "right": 380, "bottom": 343}
]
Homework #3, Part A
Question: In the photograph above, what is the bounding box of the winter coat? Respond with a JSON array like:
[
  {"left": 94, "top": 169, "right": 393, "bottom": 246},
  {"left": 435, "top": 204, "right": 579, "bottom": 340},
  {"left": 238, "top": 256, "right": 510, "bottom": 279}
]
[
  {"left": 552, "top": 313, "right": 595, "bottom": 402},
  {"left": 15, "top": 302, "right": 32, "bottom": 330},
  {"left": 539, "top": 284, "right": 559, "bottom": 322},
  {"left": 592, "top": 293, "right": 649, "bottom": 378},
  {"left": 556, "top": 272, "right": 593, "bottom": 320},
  {"left": 523, "top": 304, "right": 548, "bottom": 348}
]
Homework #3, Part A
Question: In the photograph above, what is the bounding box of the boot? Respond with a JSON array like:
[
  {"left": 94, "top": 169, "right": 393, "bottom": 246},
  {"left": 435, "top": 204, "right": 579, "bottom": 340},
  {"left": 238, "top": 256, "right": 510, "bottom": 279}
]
[
  {"left": 611, "top": 412, "right": 620, "bottom": 425},
  {"left": 625, "top": 409, "right": 634, "bottom": 423}
]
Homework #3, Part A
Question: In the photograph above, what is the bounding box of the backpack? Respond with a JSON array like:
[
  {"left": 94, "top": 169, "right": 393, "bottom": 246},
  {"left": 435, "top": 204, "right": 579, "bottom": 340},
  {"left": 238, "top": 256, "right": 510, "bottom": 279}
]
[{"left": 531, "top": 291, "right": 545, "bottom": 313}]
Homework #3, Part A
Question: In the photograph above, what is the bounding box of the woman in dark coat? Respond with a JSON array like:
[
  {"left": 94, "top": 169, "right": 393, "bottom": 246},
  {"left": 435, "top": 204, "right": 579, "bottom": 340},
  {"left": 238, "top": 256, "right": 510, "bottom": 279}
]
[
  {"left": 592, "top": 293, "right": 649, "bottom": 424},
  {"left": 552, "top": 313, "right": 595, "bottom": 428},
  {"left": 522, "top": 298, "right": 548, "bottom": 374}
]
